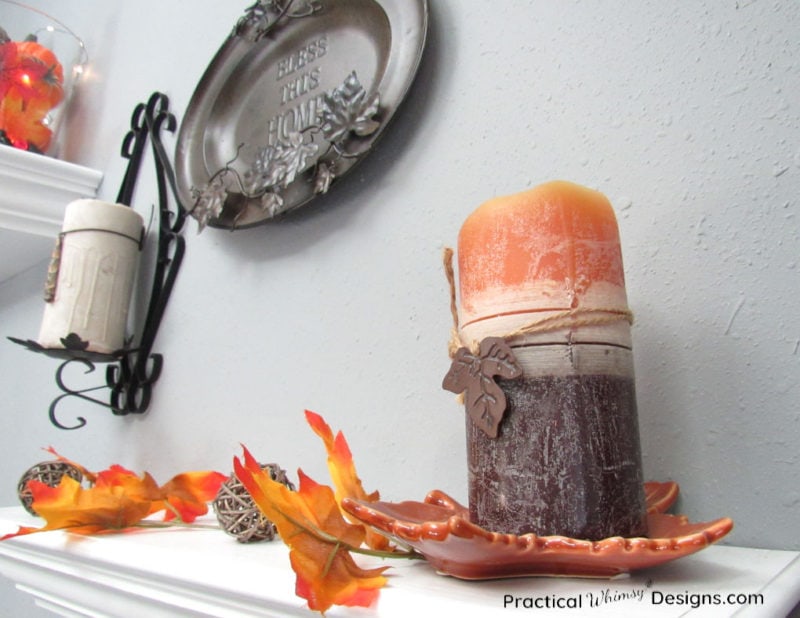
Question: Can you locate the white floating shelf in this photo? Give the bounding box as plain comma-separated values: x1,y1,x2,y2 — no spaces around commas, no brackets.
0,147,103,238
0,147,103,283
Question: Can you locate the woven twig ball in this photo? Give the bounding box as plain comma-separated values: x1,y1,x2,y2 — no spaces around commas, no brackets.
213,463,295,543
18,460,84,515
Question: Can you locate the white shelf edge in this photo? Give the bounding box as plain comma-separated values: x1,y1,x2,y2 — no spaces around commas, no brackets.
0,146,104,238
0,508,799,618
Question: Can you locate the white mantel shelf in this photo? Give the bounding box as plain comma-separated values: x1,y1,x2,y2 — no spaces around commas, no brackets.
0,147,103,237
0,147,103,283
0,507,798,618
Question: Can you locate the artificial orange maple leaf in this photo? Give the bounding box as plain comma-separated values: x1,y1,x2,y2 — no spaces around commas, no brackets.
93,465,162,502
0,41,64,152
40,447,225,522
234,445,389,613
2,474,156,538
13,41,64,107
91,465,225,522
159,470,229,522
0,92,54,151
43,446,96,482
2,452,226,540
0,42,20,100
305,409,390,551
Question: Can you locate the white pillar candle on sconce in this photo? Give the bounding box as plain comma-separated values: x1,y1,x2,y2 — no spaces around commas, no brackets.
37,199,144,356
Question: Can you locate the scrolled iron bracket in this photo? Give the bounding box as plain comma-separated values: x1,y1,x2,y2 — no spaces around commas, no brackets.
8,92,187,430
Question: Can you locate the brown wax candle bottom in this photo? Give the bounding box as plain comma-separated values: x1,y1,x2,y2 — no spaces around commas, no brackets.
467,374,648,540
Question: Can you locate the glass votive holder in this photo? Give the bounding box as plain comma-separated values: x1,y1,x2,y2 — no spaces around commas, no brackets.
0,0,87,156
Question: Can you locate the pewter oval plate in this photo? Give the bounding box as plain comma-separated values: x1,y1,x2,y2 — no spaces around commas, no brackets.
175,0,428,230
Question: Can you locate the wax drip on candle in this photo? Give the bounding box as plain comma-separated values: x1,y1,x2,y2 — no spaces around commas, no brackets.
457,180,630,343
443,247,633,357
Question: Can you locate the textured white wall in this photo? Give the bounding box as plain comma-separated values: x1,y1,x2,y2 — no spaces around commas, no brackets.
0,2,798,596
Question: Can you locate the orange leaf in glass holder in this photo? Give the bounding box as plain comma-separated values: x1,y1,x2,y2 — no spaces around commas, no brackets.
12,41,64,107
0,42,19,100
0,91,54,151
0,40,64,152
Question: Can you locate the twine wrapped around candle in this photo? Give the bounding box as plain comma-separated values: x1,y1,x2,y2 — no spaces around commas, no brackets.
443,247,633,358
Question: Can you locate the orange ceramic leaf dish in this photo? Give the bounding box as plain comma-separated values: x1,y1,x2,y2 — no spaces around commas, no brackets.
305,409,389,551
234,445,388,613
342,483,734,580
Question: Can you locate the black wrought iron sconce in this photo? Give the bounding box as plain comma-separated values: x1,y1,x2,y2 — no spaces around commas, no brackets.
9,92,187,430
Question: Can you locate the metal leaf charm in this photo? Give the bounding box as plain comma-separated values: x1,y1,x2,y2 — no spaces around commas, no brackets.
442,337,523,438
258,190,284,217
319,72,381,143
313,162,335,194
190,174,228,232
279,132,319,186
235,0,321,42
245,132,319,193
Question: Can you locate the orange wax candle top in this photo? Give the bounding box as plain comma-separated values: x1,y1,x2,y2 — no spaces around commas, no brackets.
457,180,630,342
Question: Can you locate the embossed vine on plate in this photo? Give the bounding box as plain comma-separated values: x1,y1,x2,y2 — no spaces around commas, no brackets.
175,0,428,231
189,71,381,230
188,0,384,230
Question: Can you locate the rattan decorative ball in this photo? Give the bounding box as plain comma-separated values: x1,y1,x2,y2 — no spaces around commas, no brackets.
17,460,84,515
213,463,295,543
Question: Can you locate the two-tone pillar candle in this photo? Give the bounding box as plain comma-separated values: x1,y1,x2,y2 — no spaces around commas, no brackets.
450,180,647,540
37,199,143,356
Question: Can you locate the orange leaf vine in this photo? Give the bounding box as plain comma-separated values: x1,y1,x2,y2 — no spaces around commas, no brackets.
234,417,423,615
304,409,390,551
234,446,391,613
1,449,226,540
